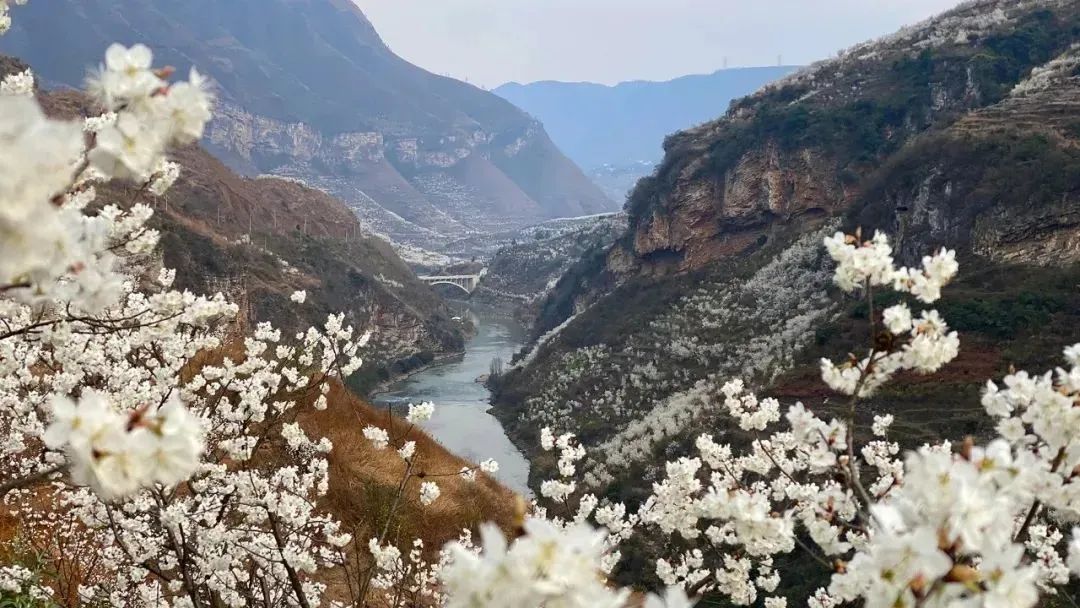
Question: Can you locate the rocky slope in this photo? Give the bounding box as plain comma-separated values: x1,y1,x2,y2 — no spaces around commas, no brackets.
9,55,465,393
619,0,1080,277
0,0,614,250
471,215,626,318
492,0,1080,504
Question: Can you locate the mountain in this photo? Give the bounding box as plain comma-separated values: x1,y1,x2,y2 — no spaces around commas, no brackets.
471,214,626,319
3,54,465,392
0,0,614,250
492,0,1080,503
494,67,798,200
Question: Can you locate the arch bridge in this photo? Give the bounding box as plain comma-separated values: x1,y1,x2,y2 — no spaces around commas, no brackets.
417,269,487,294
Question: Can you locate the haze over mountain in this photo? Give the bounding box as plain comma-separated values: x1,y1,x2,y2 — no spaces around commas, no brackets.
495,67,797,200
0,0,615,251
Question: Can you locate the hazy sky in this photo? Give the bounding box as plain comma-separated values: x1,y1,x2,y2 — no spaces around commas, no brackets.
353,1,964,88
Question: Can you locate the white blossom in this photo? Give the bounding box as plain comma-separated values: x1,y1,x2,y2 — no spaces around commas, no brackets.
406,401,435,423
363,425,390,450
419,481,440,506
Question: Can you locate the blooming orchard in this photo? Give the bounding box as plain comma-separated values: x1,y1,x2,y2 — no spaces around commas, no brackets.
3,5,1080,608
570,230,1080,608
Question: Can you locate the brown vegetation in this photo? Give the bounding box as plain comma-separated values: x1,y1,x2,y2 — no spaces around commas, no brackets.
299,380,520,550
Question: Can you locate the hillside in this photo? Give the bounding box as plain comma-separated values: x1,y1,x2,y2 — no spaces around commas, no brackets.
495,67,797,200
6,55,466,392
493,0,1080,506
471,215,627,318
0,0,615,251
0,378,521,608
621,0,1080,276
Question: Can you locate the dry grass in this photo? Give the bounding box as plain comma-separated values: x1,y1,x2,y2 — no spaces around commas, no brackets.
297,379,522,552
256,378,523,606
184,338,522,547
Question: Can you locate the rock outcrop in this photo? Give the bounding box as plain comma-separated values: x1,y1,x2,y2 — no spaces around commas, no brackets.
617,0,1080,276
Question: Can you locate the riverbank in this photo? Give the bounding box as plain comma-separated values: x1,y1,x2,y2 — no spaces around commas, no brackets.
371,311,532,495
366,351,462,397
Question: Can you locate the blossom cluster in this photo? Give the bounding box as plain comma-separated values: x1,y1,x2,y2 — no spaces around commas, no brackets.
44,391,203,498
442,519,693,608
0,36,224,499
0,67,33,96
0,24,378,608
0,0,26,35
1,42,211,314
820,231,959,396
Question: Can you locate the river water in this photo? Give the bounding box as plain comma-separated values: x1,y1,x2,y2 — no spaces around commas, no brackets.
372,312,532,495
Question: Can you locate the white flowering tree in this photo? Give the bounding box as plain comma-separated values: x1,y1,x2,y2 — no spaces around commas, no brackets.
603,230,1080,607
0,9,379,607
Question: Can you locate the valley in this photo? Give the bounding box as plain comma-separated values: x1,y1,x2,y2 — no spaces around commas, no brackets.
4,0,1080,605
373,310,532,496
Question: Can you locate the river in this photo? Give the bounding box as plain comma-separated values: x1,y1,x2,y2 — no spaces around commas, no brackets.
372,312,532,496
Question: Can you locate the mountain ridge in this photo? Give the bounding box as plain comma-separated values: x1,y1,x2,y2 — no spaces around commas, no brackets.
0,0,615,250
494,66,798,201
499,66,802,95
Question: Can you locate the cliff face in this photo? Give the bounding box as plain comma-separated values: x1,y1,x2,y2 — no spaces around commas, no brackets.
0,0,614,250
855,48,1080,267
619,0,1080,276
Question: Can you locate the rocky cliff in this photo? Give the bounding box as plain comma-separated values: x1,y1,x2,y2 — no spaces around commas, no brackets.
855,44,1080,266
0,0,615,251
620,0,1080,276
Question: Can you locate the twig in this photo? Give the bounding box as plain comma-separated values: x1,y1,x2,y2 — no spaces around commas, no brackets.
0,464,65,497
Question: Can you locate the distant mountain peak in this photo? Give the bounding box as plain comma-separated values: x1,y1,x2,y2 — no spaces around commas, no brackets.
493,65,798,200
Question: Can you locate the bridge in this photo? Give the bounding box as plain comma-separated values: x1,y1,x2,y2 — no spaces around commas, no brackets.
417,269,487,294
